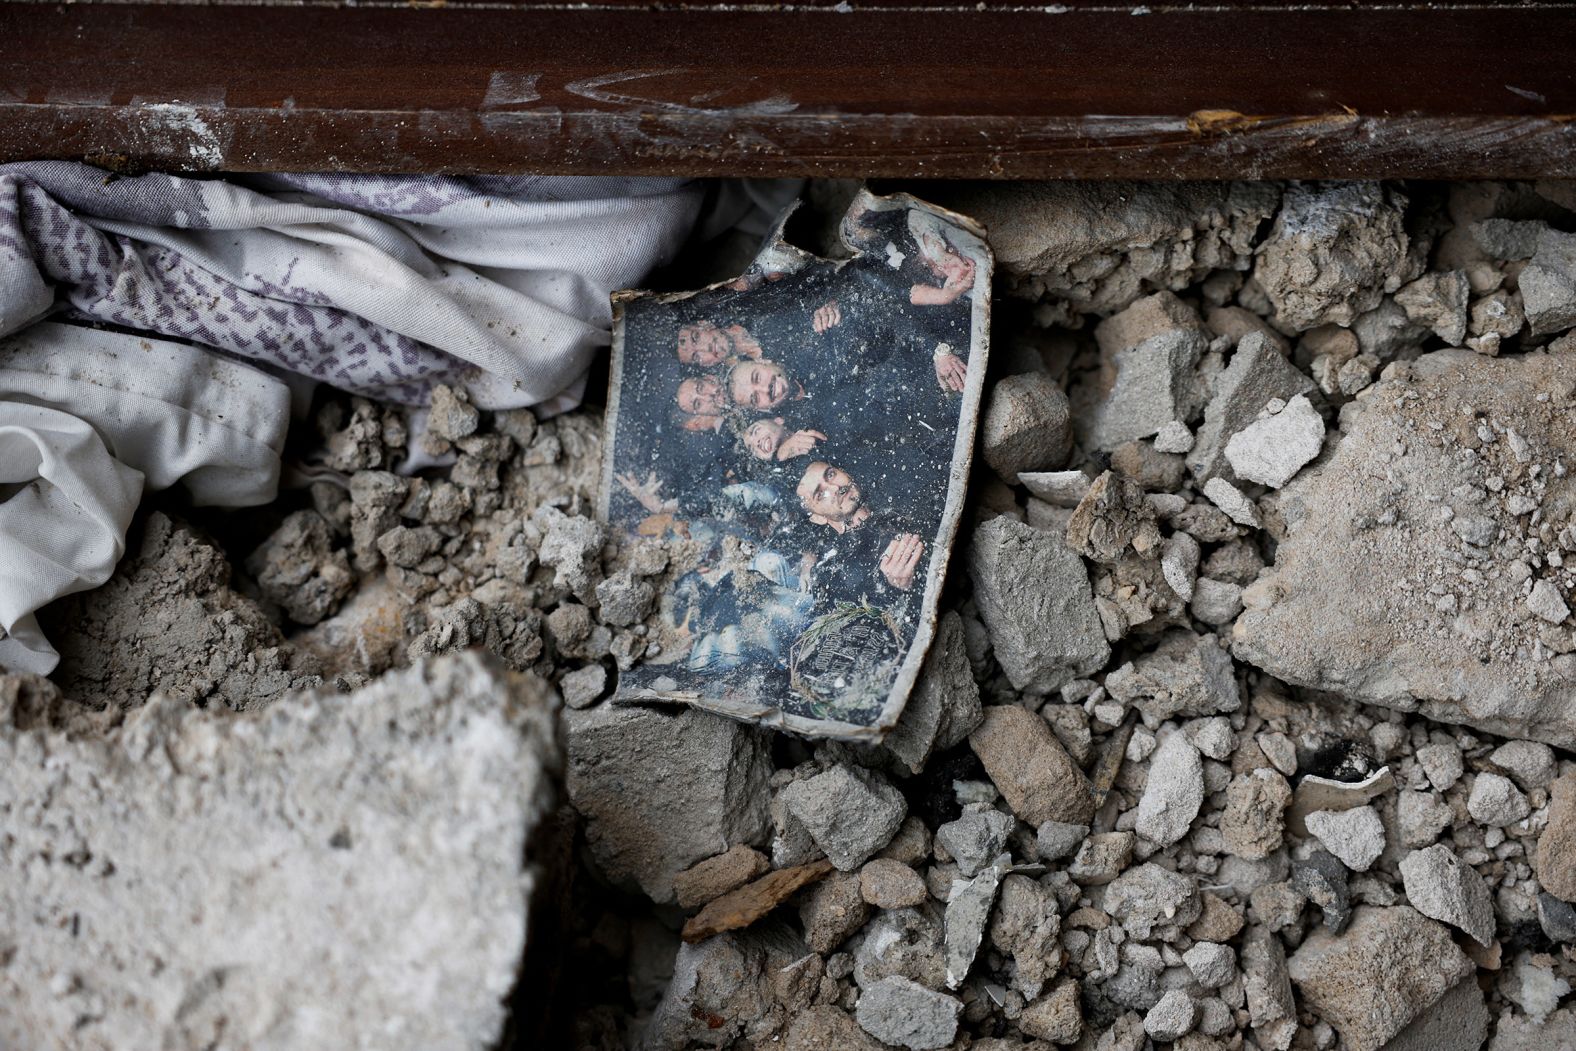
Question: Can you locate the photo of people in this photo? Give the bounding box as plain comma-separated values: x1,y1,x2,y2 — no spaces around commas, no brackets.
599,191,992,738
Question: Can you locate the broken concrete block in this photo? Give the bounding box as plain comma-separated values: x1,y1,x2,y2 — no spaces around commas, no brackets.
1221,768,1292,861
1380,975,1489,1051
1536,771,1576,902
1286,905,1472,1051
1398,844,1495,946
1020,469,1093,508
1467,771,1531,827
937,181,1279,322
645,924,801,1050
1223,395,1325,489
1241,926,1297,1051
1520,226,1576,336
860,858,928,909
969,704,1096,826
1188,332,1317,484
1305,806,1385,872
1253,182,1417,331
1020,977,1082,1043
1104,630,1240,724
983,372,1072,480
1066,471,1162,564
854,976,962,1050
943,853,1009,989
851,906,946,991
988,873,1063,999
1083,326,1206,452
246,508,355,625
1202,477,1262,528
883,611,983,775
967,517,1110,694
1105,863,1202,939
935,807,1014,878
567,702,772,903
1135,732,1205,846
801,870,872,953
1395,270,1470,345
1232,349,1576,745
0,654,558,1051
1143,989,1197,1042
780,765,908,871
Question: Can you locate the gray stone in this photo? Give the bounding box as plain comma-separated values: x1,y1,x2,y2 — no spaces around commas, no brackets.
1399,844,1495,946
1467,772,1530,827
568,702,772,902
644,925,800,1051
1538,771,1576,901
969,704,1096,826
1019,469,1092,507
1202,477,1262,528
1104,630,1240,724
780,765,908,871
1188,331,1318,484
1538,891,1576,943
884,612,984,775
854,976,962,1050
851,907,946,991
988,874,1064,999
860,859,929,910
1380,976,1489,1051
1528,579,1570,624
943,853,1009,989
1068,831,1135,885
939,181,1279,323
1223,394,1325,489
0,654,558,1051
1154,419,1194,453
1182,942,1236,989
246,509,355,625
1161,532,1201,602
983,372,1073,479
1144,989,1197,1042
559,663,608,709
1292,850,1352,932
1306,806,1385,872
801,870,871,954
1083,328,1208,452
1472,218,1546,261
1231,350,1576,746
968,518,1110,694
1253,182,1416,331
1189,577,1244,627
1241,926,1297,1051
1416,743,1464,792
1520,226,1576,335
1222,768,1292,861
1035,819,1090,862
935,807,1015,878
1395,269,1470,345
1287,906,1472,1051
1105,863,1201,939
1397,789,1452,848
1136,732,1205,846
1020,977,1082,1044
1490,739,1558,790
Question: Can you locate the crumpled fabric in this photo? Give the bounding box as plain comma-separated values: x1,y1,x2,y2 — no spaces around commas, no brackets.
0,322,290,675
0,164,710,407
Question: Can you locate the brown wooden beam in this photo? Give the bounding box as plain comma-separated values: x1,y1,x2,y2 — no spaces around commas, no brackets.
2,3,1574,178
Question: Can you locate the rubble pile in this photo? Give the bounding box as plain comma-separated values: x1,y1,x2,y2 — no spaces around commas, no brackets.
7,178,1576,1050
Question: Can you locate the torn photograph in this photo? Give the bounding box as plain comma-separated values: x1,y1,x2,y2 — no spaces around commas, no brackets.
598,190,993,739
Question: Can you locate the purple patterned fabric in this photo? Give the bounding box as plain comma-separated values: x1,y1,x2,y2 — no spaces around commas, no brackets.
0,164,706,406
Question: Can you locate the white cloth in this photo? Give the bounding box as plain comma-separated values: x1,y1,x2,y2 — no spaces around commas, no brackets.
0,322,290,674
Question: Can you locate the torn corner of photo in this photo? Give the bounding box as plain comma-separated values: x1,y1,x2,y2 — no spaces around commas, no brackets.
598,190,993,742
0,322,293,676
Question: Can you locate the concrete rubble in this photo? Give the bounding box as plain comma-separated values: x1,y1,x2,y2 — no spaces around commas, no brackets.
0,655,559,1051
18,177,1576,1051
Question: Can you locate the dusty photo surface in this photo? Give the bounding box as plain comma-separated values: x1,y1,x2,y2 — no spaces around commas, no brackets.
599,191,992,738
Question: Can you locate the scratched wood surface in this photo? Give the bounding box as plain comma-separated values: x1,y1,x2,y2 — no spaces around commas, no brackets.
2,2,1574,178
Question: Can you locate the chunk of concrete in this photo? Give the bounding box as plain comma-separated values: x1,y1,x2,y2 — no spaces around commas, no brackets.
1223,395,1325,489
983,372,1073,479
1188,332,1317,484
969,704,1096,826
883,611,984,775
967,517,1110,694
1286,905,1473,1051
1520,226,1576,336
1232,349,1576,745
1135,732,1205,846
0,654,559,1051
1104,630,1240,724
854,976,962,1050
567,702,772,902
1253,182,1417,331
780,765,908,871
1399,844,1495,946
